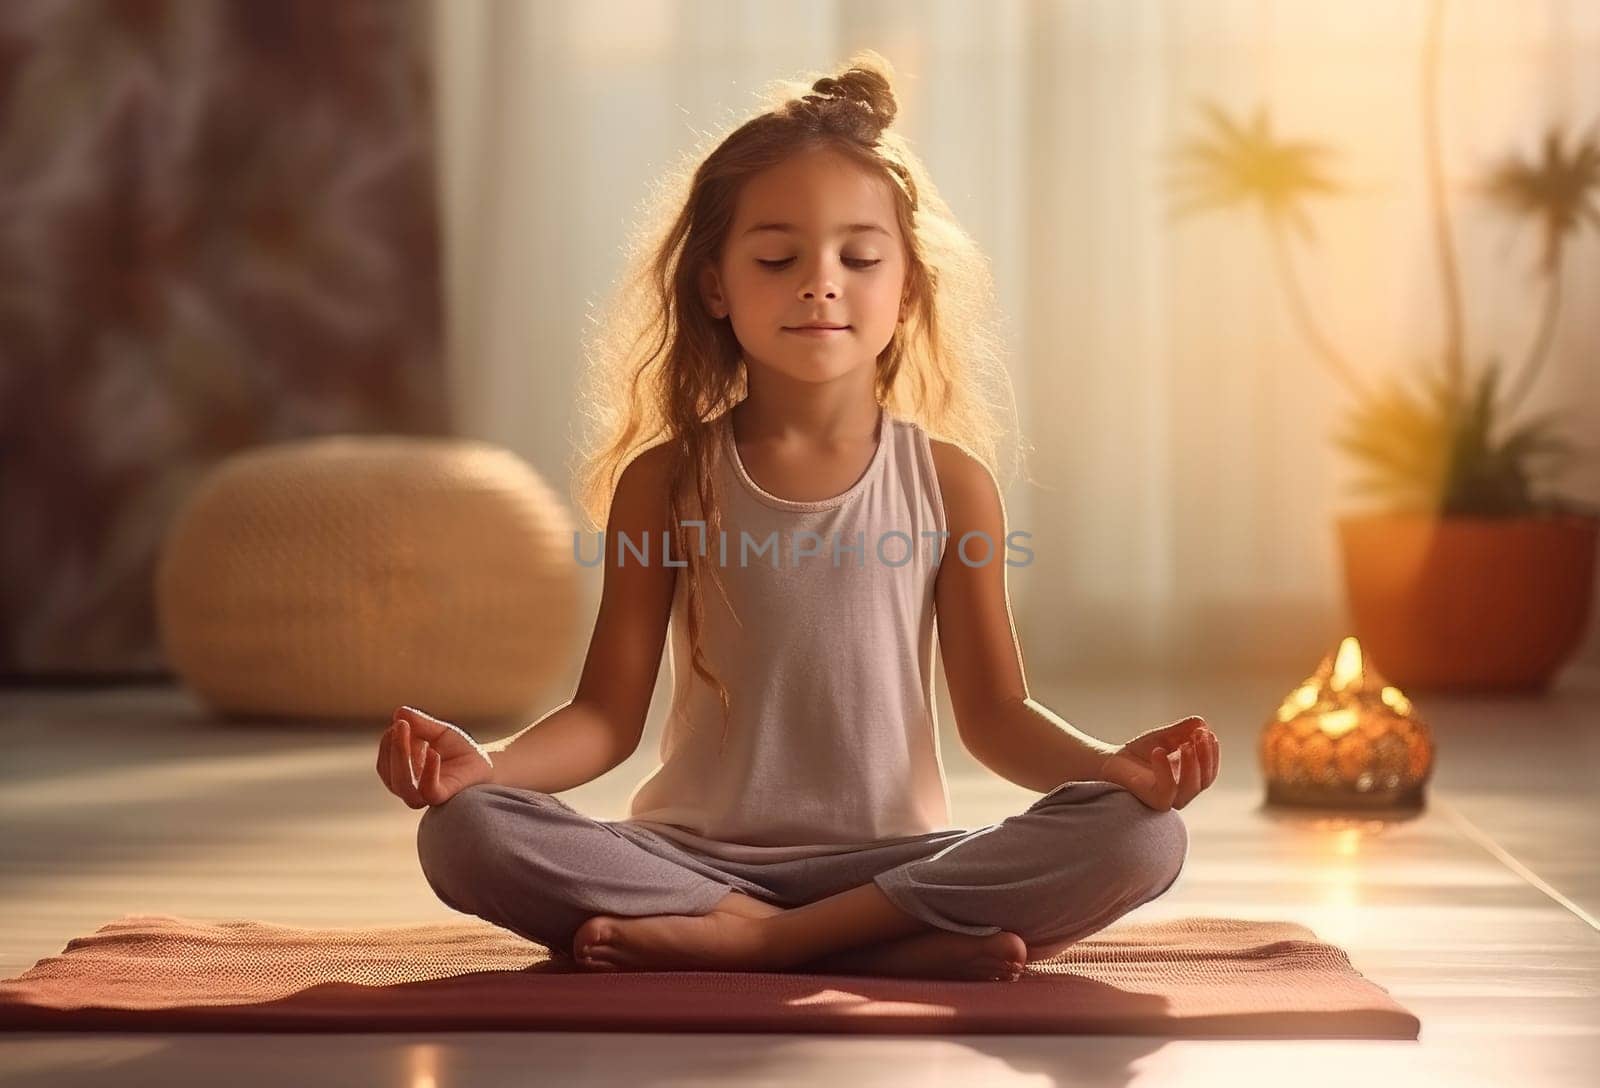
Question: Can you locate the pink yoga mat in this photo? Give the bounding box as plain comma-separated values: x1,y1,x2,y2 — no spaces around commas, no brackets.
0,913,1420,1038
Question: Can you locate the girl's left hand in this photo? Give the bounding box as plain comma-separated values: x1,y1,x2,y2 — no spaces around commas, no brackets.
1095,716,1218,811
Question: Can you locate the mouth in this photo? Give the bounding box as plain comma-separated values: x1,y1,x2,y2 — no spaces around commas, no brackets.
784,325,851,335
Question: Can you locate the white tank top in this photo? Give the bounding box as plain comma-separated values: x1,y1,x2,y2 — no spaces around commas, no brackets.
623,403,954,862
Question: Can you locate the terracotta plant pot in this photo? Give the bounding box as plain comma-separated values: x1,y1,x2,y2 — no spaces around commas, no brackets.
1336,512,1600,693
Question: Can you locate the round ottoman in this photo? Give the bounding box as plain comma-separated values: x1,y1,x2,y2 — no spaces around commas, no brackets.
155,435,580,723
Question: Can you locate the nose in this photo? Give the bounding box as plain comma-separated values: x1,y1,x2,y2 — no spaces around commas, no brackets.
798,258,840,302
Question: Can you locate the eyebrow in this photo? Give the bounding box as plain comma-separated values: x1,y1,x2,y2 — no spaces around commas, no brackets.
742,222,892,238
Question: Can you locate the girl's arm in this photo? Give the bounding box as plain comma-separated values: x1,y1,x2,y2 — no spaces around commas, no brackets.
928,440,1118,792
486,443,678,793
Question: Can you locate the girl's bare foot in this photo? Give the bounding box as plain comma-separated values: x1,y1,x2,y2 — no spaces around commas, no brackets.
705,890,1027,979
799,929,1029,982
572,903,1029,981
573,910,778,972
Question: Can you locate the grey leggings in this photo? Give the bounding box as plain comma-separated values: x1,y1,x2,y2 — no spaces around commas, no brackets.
416,778,1188,963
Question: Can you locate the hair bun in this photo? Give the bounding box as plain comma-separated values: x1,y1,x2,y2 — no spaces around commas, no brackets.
804,61,898,131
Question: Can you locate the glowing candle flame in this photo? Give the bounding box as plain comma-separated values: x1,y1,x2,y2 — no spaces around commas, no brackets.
1331,635,1363,692
1380,686,1412,716
1317,707,1360,738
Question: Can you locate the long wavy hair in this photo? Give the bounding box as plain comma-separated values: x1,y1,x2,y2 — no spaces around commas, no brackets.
571,49,1023,753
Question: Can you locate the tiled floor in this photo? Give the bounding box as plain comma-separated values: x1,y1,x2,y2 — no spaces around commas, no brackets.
1,663,1597,1086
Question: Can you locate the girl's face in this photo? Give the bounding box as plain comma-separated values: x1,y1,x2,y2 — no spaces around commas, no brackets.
701,146,908,385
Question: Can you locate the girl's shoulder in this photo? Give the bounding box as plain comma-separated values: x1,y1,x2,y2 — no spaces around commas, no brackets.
922,431,998,524
619,439,677,491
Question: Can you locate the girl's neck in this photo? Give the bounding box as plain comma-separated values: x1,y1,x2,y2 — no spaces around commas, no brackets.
733,370,881,447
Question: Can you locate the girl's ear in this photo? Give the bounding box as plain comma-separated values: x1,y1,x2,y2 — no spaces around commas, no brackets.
699,265,728,320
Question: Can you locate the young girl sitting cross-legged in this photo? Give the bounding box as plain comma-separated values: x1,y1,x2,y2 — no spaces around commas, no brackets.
377,51,1219,982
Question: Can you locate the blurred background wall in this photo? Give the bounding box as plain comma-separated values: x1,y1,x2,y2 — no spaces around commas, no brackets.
0,0,446,676
3,0,1597,687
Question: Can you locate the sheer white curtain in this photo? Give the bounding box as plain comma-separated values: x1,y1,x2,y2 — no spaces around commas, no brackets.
430,0,1600,683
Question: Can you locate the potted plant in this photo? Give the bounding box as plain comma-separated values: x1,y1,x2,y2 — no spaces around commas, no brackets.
1166,0,1599,692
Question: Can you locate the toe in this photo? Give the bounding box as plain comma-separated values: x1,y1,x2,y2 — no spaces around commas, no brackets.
575,936,624,971
995,930,1028,966
571,916,615,959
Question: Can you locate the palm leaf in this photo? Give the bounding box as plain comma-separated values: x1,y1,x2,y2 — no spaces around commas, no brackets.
1481,122,1600,272
1166,100,1346,237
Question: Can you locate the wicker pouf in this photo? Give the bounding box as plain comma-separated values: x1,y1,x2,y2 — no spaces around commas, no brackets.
155,435,580,723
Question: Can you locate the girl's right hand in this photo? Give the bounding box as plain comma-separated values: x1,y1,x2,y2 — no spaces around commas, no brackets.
377,706,495,808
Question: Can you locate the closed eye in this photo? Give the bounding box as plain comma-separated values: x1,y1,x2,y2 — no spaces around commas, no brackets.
756,258,881,270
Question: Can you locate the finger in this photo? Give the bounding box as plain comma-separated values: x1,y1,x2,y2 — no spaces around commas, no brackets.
412,729,432,790
1168,743,1187,808
409,739,430,802
390,718,419,798
1150,747,1176,809
422,746,442,803
380,726,415,803
402,718,419,786
401,706,468,757
1158,715,1206,748
1175,740,1201,808
1200,730,1219,788
410,738,429,791
396,705,443,741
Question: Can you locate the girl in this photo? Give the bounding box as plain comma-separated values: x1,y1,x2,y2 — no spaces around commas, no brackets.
378,52,1218,982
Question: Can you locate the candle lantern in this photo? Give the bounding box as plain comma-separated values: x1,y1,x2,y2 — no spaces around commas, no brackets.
1260,636,1435,810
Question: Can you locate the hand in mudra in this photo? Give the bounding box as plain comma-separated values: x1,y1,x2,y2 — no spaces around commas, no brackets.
1095,715,1218,811
376,705,494,808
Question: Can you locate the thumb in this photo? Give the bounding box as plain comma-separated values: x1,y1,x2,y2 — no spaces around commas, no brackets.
1158,715,1206,743
395,705,443,736
1131,716,1202,754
